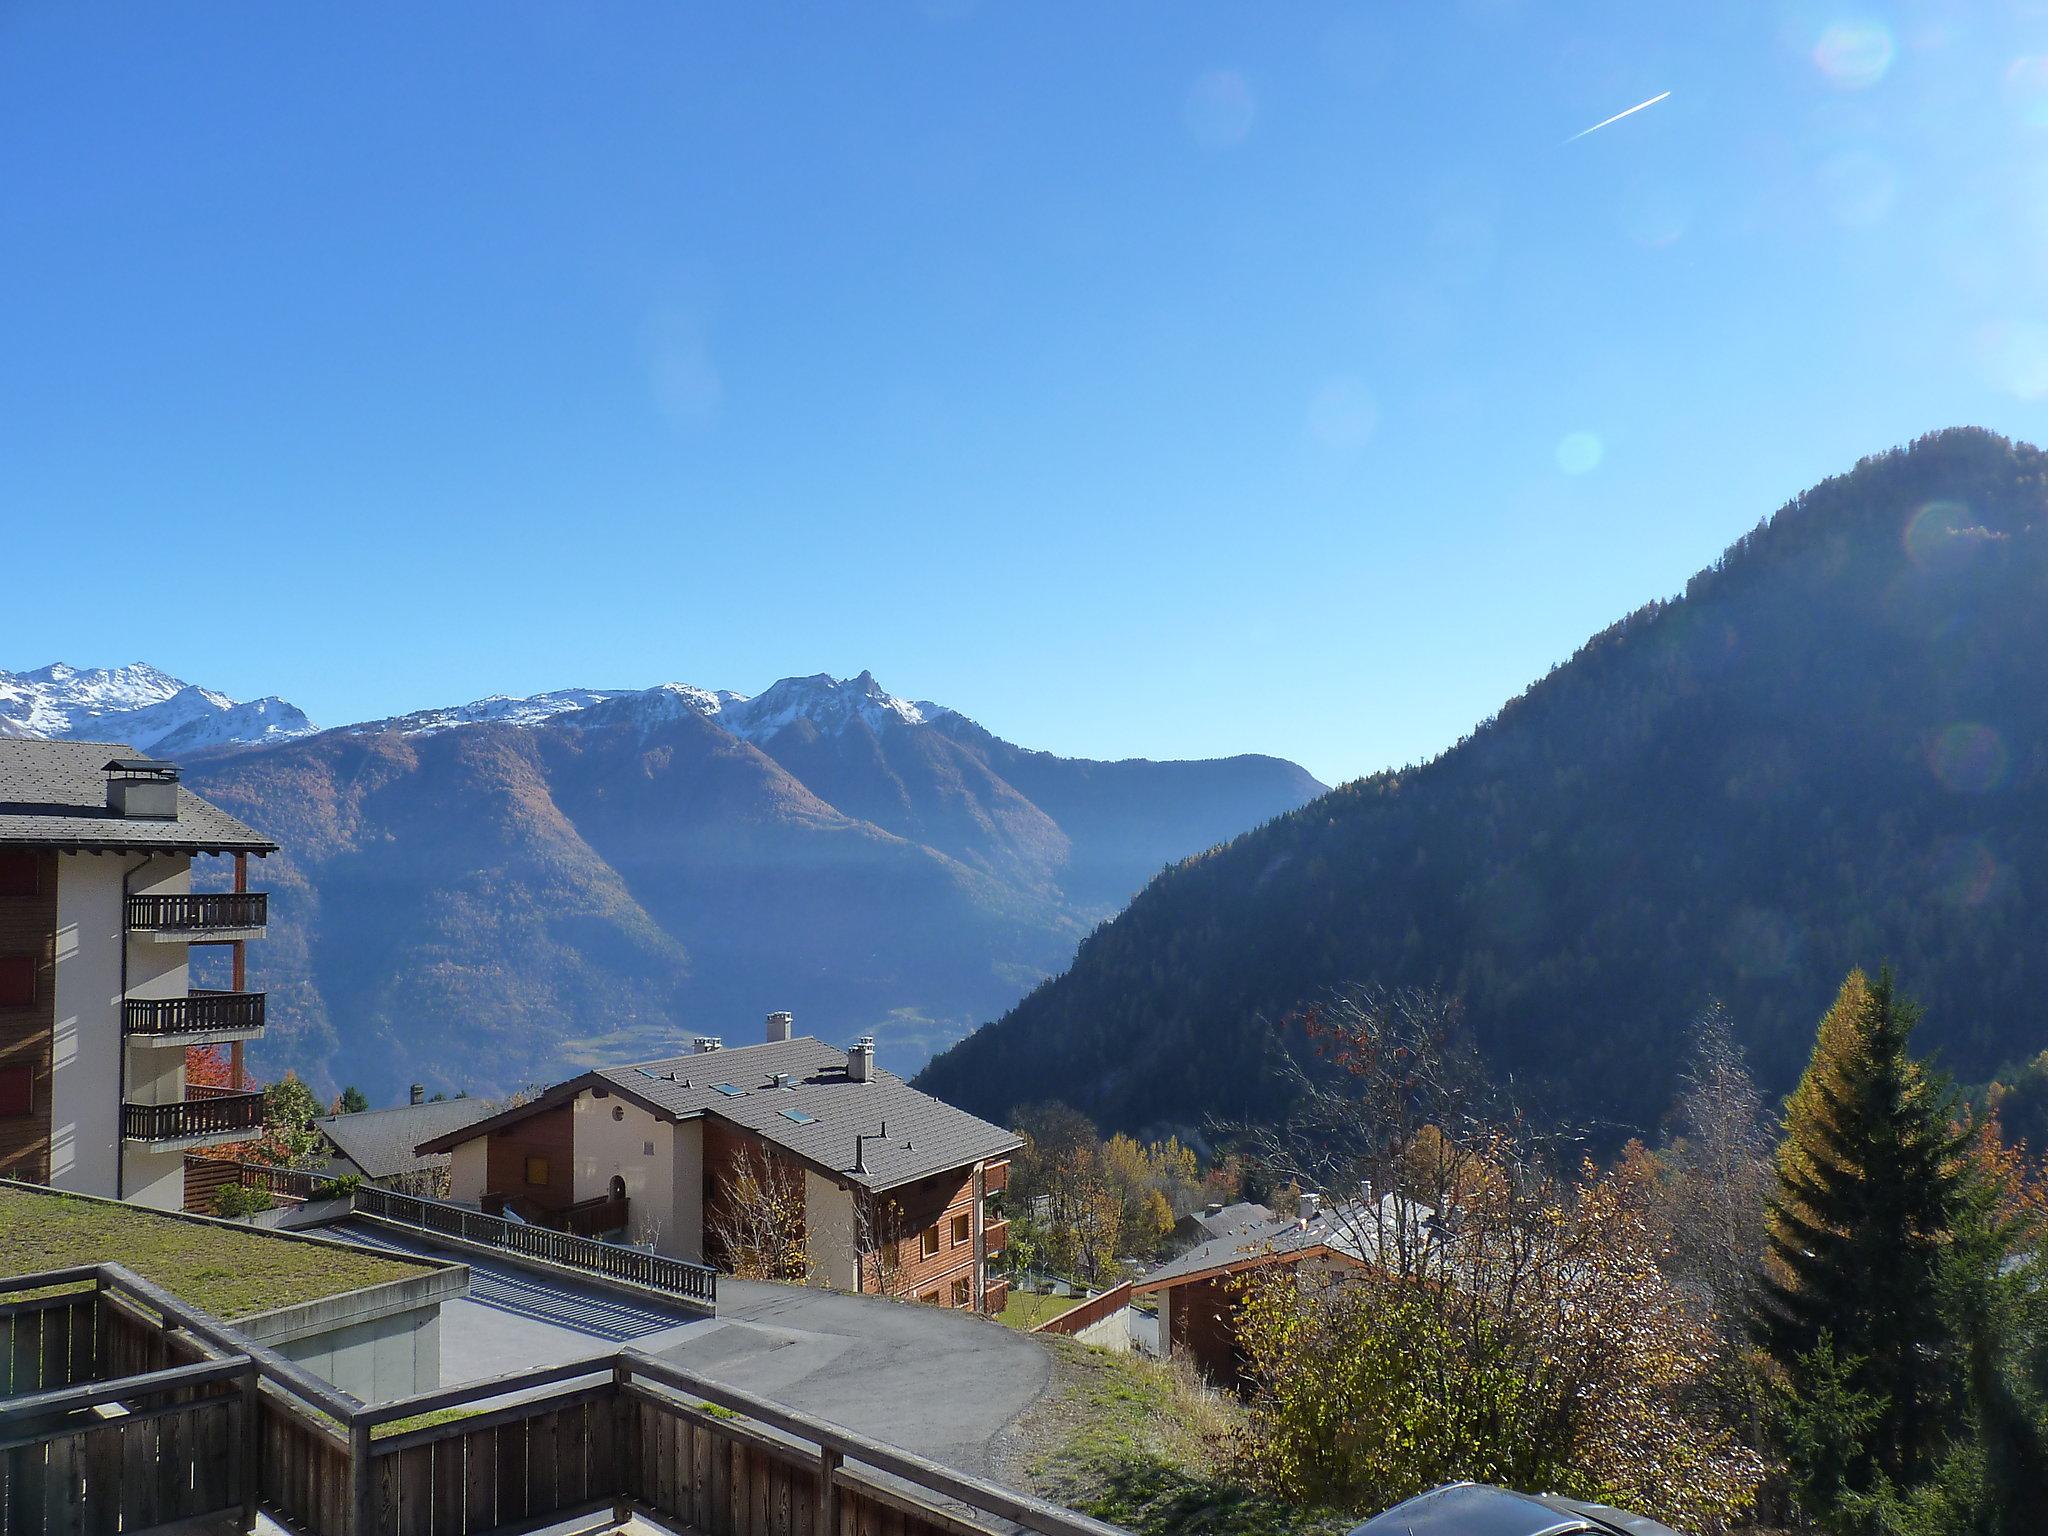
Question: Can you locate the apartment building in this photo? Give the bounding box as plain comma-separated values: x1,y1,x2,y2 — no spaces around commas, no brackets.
0,740,275,1208
419,1016,1020,1312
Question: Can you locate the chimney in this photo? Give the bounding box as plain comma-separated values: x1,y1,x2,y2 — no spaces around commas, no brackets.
693,1036,723,1054
1300,1191,1321,1225
847,1037,875,1083
409,1084,424,1106
102,759,179,820
765,1011,793,1043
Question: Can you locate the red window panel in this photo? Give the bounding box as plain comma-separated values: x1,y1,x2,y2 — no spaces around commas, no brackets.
0,956,34,1009
0,1066,31,1118
0,855,36,900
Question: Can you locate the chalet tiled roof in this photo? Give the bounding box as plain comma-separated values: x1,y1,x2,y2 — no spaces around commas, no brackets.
315,1098,498,1180
419,1036,1021,1193
1136,1193,1431,1292
0,740,276,853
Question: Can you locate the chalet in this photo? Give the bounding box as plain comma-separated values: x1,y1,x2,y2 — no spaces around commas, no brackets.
1134,1192,1428,1387
0,741,274,1208
311,1093,496,1193
417,1015,1020,1312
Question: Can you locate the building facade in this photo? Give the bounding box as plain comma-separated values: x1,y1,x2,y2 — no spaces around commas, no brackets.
420,1019,1019,1312
0,742,275,1208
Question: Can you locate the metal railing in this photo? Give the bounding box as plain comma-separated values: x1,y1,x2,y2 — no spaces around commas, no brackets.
122,1087,265,1142
355,1185,716,1308
126,891,268,932
124,988,267,1037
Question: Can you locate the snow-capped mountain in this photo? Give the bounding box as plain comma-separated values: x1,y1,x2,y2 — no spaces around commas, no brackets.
0,664,317,755
358,671,952,746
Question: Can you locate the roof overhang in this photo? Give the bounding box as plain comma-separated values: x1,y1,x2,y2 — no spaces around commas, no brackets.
1131,1242,1362,1295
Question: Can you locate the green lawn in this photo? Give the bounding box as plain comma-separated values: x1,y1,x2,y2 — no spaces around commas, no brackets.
1023,1339,1358,1536
997,1289,1087,1330
0,1187,431,1319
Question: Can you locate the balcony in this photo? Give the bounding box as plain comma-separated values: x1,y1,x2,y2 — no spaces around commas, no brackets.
123,1087,265,1148
126,891,267,942
982,1216,1009,1259
124,989,266,1046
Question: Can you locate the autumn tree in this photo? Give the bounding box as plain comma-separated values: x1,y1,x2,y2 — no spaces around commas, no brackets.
1757,968,1971,1500
1236,985,1762,1528
707,1144,810,1282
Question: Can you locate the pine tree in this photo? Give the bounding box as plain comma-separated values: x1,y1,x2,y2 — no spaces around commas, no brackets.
1758,968,1971,1490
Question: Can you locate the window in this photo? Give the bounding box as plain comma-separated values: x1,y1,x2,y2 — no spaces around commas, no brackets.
920,1225,940,1260
950,1212,971,1247
0,855,36,899
951,1276,971,1309
524,1156,550,1187
0,956,34,1009
0,1066,30,1118
921,1288,943,1306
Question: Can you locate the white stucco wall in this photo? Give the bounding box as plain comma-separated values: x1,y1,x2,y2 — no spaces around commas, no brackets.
574,1090,683,1254
448,1137,489,1205
804,1171,857,1291
669,1118,705,1264
51,853,203,1206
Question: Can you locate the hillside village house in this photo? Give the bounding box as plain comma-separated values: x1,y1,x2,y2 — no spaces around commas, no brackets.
0,740,273,1208
418,1017,1021,1312
310,1091,496,1192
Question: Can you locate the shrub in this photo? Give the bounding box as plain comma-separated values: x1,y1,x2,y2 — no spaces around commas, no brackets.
310,1174,362,1201
210,1184,276,1220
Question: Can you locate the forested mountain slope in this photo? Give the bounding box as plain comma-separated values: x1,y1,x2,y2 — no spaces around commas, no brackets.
916,429,2048,1138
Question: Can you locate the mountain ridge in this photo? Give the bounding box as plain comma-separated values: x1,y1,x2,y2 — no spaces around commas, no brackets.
914,427,2048,1141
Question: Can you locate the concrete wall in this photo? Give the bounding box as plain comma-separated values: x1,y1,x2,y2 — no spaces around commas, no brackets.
804,1171,856,1290
448,1137,488,1204
573,1088,681,1253
270,1308,440,1403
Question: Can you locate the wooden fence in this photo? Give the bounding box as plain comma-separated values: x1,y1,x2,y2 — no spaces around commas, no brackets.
1,1263,1129,1536
1031,1282,1133,1339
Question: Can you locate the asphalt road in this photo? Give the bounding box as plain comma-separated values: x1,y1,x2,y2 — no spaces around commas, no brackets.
329,1224,1054,1476
657,1277,1055,1477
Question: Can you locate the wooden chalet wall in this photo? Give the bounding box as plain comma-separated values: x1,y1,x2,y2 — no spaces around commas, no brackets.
482,1101,574,1214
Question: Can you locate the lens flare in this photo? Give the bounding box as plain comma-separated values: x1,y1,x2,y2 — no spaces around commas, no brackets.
1903,500,1971,565
2006,56,2048,128
1184,71,1255,147
1813,20,1895,88
1555,431,1603,475
1816,150,1897,227
1928,723,2009,795
1929,836,2000,907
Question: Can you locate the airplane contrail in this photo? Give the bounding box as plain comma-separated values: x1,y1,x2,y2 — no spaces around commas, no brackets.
1566,89,1671,143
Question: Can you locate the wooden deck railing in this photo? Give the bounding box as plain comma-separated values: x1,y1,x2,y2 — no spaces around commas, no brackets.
1,1262,1132,1536
124,988,267,1037
355,1185,714,1308
126,891,268,933
123,1088,266,1142
560,1190,628,1237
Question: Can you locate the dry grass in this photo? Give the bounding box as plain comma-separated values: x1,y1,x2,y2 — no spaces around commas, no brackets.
997,1288,1087,1330
0,1187,431,1319
1007,1338,1358,1536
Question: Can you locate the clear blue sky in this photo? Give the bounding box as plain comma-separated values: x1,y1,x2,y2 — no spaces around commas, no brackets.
5,2,2046,786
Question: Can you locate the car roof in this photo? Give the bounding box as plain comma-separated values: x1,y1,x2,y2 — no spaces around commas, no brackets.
1348,1484,1682,1536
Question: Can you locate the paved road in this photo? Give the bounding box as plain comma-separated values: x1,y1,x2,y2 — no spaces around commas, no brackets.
659,1278,1055,1477
325,1224,1055,1476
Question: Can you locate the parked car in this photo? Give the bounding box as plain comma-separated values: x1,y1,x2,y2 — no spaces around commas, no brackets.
1347,1482,1684,1536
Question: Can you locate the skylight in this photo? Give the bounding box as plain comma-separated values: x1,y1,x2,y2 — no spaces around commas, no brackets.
780,1109,817,1126
712,1083,744,1097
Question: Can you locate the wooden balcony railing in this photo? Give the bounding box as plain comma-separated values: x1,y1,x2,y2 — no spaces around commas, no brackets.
122,1088,265,1143
559,1191,628,1237
126,891,268,933
983,1216,1010,1258
356,1185,715,1308
123,989,266,1038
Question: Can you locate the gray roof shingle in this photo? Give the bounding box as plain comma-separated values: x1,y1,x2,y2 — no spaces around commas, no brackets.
315,1098,498,1180
0,740,276,852
422,1036,1020,1193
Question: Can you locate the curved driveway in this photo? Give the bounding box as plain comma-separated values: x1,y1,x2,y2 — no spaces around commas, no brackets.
659,1278,1055,1477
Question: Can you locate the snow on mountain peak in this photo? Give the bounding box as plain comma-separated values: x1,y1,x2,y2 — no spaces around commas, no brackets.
0,663,317,756
719,671,929,741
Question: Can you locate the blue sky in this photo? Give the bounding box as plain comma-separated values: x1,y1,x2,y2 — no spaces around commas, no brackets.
5,1,2047,786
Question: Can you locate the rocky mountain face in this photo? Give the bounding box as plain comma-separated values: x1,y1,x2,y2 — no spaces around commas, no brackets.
915,429,2048,1142
0,663,317,755
164,673,1320,1104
